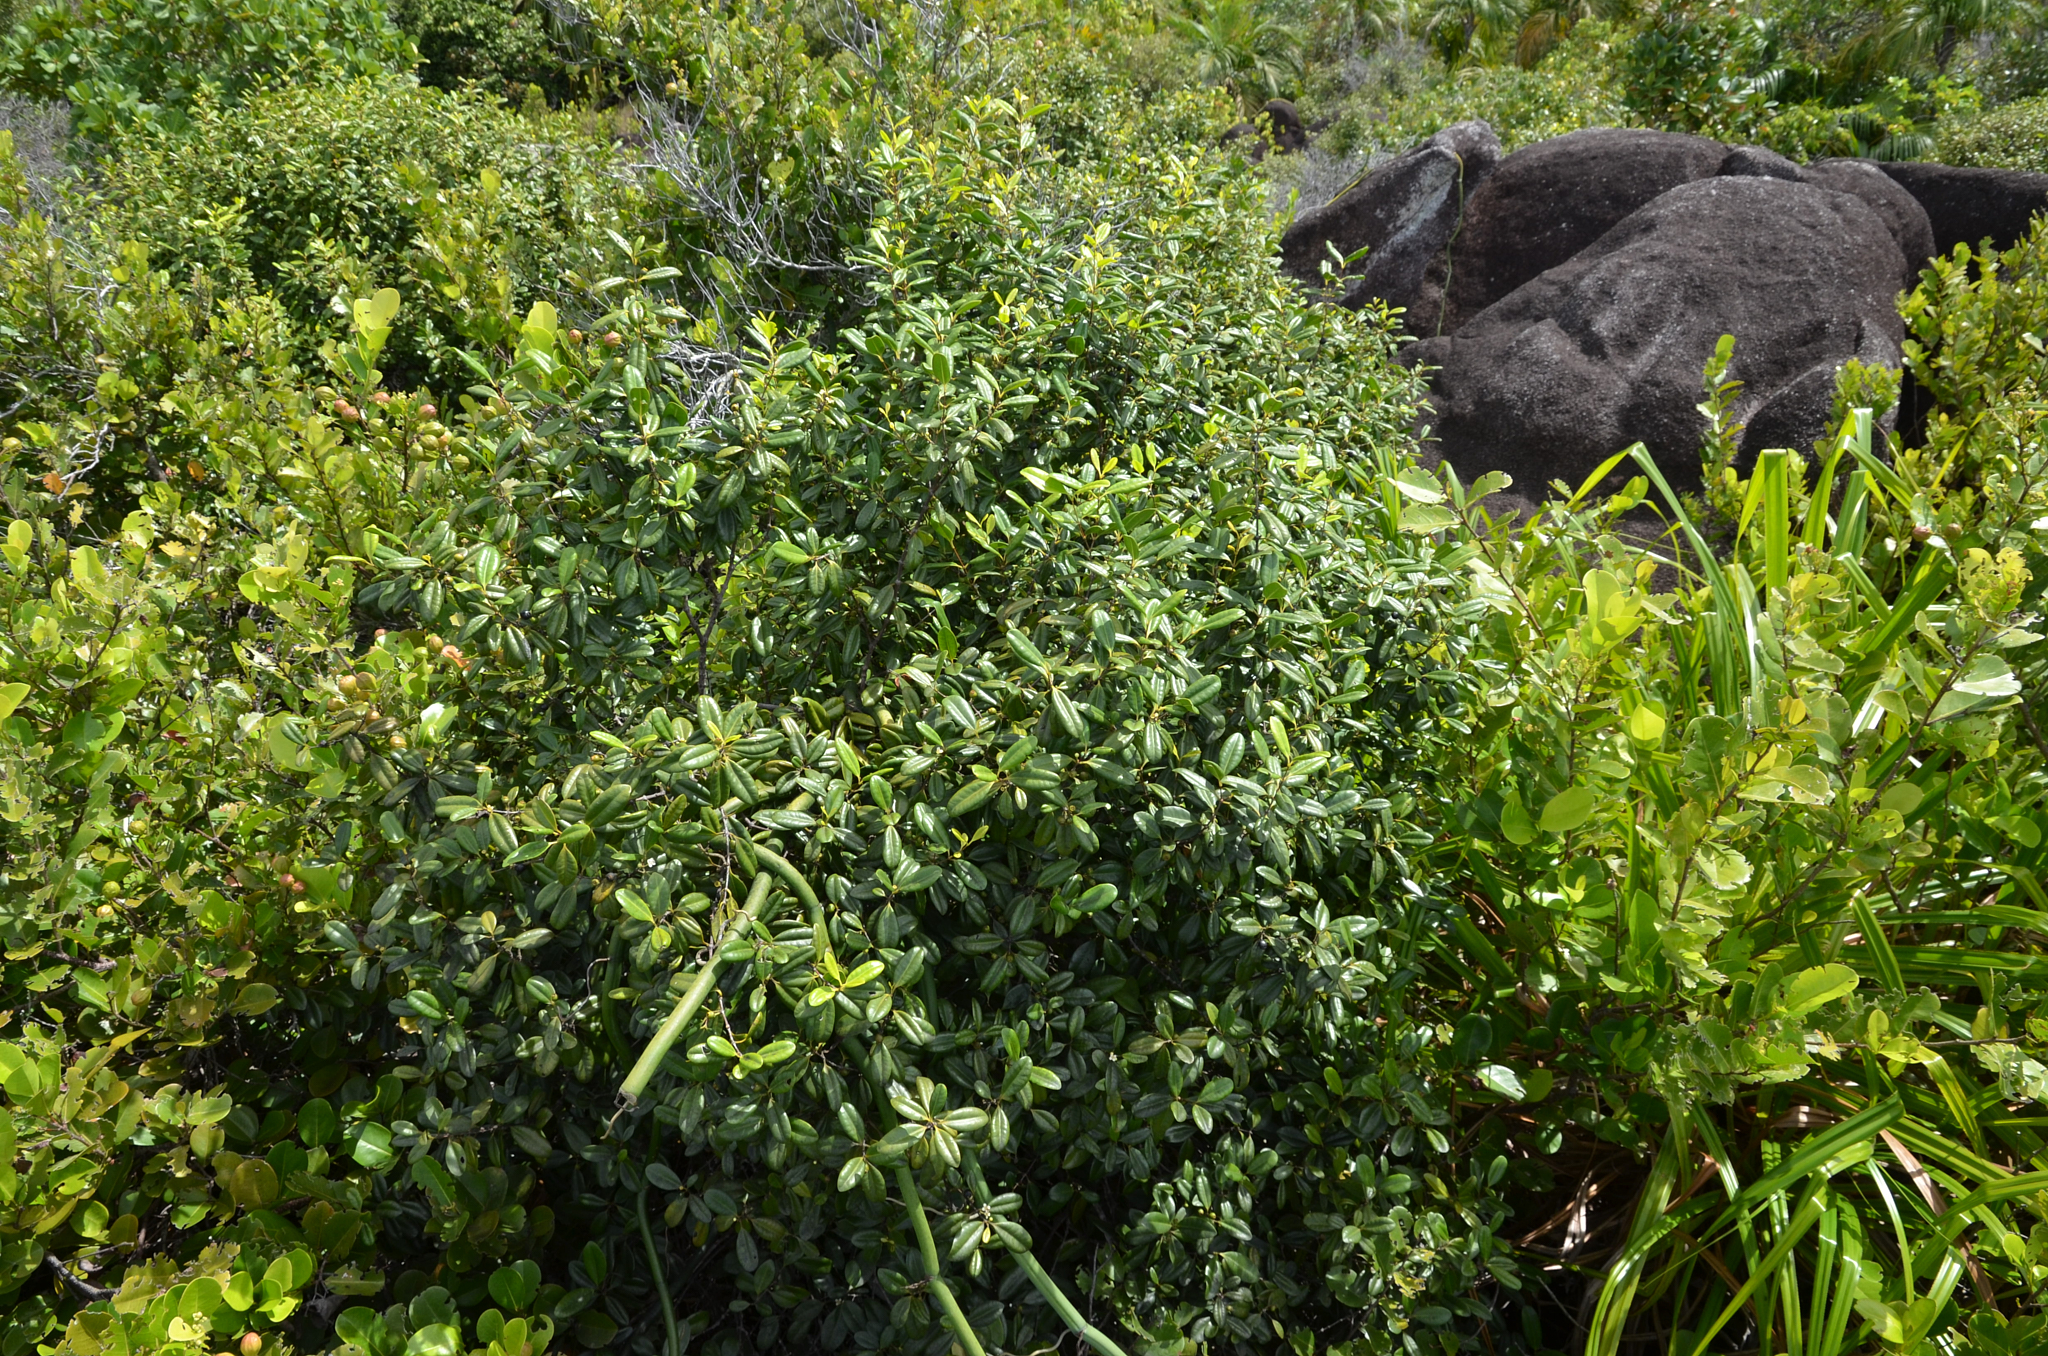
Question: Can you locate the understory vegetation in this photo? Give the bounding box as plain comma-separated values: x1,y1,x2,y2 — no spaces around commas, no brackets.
2,2,2047,1356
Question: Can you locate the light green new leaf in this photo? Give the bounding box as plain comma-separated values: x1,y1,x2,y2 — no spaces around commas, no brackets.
1779,964,1859,1019
1475,1064,1526,1099
1539,785,1596,834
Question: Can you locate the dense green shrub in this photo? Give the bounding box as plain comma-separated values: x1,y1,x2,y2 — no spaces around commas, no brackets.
1614,0,1780,134
91,73,630,391
1742,79,1972,162
1976,19,2048,104
389,0,604,106
0,0,413,135
1306,23,1630,159
0,89,1515,1356
1747,97,1891,159
1029,36,1232,166
1938,94,2048,172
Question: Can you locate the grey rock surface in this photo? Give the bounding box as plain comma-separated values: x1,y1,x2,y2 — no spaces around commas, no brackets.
1406,176,1906,500
1431,127,1727,335
1801,158,1937,284
1277,120,1500,331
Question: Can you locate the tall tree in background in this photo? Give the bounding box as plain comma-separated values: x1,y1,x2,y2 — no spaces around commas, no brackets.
1835,0,2018,82
1515,0,1640,67
1422,0,1529,67
1166,0,1302,112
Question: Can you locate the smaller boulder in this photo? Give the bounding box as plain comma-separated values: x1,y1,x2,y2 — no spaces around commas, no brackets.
1877,161,2048,255
1219,122,1268,163
1277,121,1507,323
1718,145,1803,180
1262,99,1308,155
1276,120,1500,330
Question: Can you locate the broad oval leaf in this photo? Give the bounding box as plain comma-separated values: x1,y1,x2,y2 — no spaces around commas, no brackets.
1538,785,1596,834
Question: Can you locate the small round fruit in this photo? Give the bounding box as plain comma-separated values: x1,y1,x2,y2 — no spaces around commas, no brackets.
242,1333,263,1356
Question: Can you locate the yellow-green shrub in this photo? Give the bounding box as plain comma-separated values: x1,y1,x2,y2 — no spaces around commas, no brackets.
1938,94,2048,172
91,74,629,391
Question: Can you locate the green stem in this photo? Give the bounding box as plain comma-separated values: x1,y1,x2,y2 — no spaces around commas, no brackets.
600,934,631,1067
619,870,774,1104
893,1163,987,1356
960,1148,1129,1356
844,1034,986,1356
751,841,834,968
635,1183,682,1356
